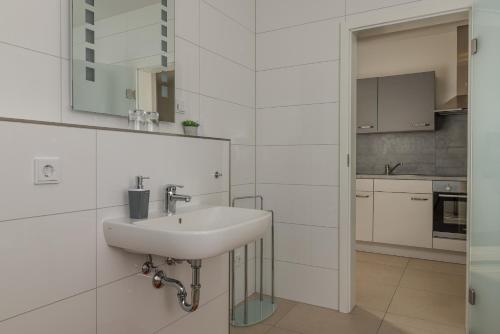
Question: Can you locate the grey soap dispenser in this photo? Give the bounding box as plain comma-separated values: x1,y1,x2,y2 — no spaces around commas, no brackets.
129,176,150,219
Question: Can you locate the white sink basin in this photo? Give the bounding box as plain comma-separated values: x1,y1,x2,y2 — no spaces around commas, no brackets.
103,206,272,260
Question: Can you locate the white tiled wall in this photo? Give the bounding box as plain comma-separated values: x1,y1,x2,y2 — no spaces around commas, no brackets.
176,0,257,217
256,2,342,308
0,0,255,332
0,121,230,334
346,0,420,15
0,0,256,159
255,0,433,310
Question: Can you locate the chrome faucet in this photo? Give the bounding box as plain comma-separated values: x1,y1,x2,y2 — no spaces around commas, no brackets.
165,184,191,215
385,162,403,175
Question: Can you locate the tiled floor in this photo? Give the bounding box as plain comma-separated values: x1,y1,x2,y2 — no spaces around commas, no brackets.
230,252,466,334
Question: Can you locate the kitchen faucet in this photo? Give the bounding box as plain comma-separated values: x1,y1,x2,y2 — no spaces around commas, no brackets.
385,162,403,175
165,184,191,215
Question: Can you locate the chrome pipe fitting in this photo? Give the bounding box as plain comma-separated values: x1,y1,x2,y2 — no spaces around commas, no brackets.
166,257,185,265
141,255,157,275
142,262,153,275
151,260,202,313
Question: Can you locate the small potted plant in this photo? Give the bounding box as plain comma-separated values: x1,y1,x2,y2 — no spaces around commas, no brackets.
182,120,200,136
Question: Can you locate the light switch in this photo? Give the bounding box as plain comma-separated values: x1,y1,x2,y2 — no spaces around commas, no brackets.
34,158,61,185
176,101,186,114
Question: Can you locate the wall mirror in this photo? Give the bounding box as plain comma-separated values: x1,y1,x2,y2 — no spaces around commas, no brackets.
71,0,175,122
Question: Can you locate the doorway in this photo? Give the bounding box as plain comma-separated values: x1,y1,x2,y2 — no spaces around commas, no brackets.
339,7,471,333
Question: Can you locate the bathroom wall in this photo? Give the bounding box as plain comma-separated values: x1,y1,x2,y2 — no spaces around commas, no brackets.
357,114,468,176
0,0,256,210
0,121,230,334
256,0,343,309
0,0,255,333
255,0,469,310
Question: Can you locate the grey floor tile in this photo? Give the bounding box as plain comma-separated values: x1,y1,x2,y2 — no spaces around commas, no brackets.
276,303,384,334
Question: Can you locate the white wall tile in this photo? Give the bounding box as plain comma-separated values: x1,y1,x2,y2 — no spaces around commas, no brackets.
200,96,255,145
257,103,339,145
187,191,230,207
175,37,200,93
232,184,257,209
97,271,183,334
0,0,60,56
347,0,420,15
203,0,256,32
200,49,255,107
231,145,255,186
0,211,96,321
257,19,340,70
275,223,338,269
0,291,96,334
257,184,338,227
159,89,201,135
200,1,255,69
157,292,229,334
61,0,71,59
97,254,228,334
257,145,339,186
175,0,200,44
97,130,229,207
257,61,339,108
0,44,61,122
0,122,96,221
256,0,345,32
275,261,339,309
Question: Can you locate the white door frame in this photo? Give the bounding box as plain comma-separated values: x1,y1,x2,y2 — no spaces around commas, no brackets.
338,0,472,313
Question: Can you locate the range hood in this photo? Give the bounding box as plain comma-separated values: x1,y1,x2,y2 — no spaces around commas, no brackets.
435,25,469,114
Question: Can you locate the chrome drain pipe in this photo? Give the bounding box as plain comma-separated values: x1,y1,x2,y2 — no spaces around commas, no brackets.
152,259,202,313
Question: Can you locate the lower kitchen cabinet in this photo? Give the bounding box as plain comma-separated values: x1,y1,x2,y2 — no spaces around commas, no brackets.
373,191,433,248
356,191,374,242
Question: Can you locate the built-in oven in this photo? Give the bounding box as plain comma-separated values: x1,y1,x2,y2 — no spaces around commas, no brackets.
433,180,467,240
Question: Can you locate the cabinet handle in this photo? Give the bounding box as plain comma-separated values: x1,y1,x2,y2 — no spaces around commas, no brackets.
412,122,431,128
358,125,374,129
356,194,370,198
411,197,429,201
438,194,467,199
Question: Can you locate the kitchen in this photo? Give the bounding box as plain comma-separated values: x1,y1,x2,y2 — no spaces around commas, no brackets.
354,13,469,328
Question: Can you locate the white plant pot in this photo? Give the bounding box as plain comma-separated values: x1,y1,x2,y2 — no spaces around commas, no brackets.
183,126,198,136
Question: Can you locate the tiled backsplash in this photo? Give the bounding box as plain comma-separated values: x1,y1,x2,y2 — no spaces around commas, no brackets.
357,114,467,176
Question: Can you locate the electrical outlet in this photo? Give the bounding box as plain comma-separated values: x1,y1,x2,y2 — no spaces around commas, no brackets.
34,158,61,185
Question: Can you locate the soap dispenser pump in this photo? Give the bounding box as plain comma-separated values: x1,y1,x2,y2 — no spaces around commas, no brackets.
129,176,150,219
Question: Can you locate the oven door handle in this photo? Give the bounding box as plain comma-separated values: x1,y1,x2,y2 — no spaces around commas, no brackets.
438,194,467,199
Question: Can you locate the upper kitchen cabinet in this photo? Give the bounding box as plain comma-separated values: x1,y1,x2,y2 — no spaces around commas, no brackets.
378,72,436,132
357,78,378,133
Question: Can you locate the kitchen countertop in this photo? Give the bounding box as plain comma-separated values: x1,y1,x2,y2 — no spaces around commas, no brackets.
357,174,467,182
